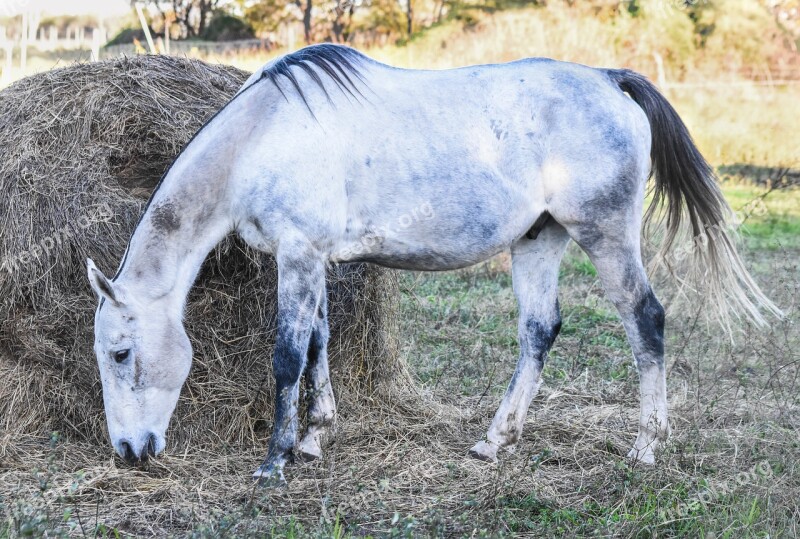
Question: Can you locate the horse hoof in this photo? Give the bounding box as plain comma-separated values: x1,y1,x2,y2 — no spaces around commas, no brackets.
296,437,322,462
469,440,499,463
627,446,656,465
252,465,287,488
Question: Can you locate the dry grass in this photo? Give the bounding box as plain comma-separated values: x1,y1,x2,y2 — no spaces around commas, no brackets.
390,231,800,536
188,8,800,171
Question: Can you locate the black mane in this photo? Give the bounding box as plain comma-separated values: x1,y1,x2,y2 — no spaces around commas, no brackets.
262,44,366,110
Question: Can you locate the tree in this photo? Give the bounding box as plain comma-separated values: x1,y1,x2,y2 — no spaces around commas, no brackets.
300,0,313,42
244,0,357,44
243,0,298,35
134,0,222,38
331,0,355,42
351,0,405,43
244,0,313,43
242,0,411,45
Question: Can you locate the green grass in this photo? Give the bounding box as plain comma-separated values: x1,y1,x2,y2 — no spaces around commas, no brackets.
498,467,781,538
721,181,800,250
400,265,518,395
400,180,800,397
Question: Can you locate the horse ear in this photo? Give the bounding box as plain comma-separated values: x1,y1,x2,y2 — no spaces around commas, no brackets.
87,258,121,305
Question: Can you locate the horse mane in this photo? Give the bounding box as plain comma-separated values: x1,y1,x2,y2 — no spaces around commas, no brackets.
262,44,367,111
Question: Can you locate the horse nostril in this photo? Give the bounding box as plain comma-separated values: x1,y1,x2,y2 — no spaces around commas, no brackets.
120,440,136,463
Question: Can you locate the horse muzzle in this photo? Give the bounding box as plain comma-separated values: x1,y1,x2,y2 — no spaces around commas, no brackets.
115,432,163,465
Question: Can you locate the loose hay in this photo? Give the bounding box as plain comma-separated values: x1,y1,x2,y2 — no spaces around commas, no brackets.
0,55,406,450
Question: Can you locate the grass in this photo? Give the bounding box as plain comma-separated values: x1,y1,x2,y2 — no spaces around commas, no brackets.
2,85,797,535
722,180,800,250
667,84,800,169
3,4,799,171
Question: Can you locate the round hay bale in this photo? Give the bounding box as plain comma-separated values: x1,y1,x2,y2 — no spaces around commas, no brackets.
0,56,402,451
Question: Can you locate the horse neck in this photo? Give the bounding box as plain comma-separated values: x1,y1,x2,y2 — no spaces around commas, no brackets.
115,149,234,309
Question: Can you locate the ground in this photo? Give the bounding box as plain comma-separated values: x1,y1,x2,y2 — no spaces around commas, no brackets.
2,178,797,538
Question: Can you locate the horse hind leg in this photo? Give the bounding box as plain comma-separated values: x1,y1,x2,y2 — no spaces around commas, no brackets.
470,223,570,462
566,212,669,465
296,290,336,462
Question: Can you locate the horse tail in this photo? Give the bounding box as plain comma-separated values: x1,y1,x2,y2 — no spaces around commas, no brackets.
606,68,782,329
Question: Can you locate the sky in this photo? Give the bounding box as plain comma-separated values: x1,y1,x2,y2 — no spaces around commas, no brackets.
1,0,131,17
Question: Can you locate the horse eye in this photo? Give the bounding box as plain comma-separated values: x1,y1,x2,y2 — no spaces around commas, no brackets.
113,349,130,363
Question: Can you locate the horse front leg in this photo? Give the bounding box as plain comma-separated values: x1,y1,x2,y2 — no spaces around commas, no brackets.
253,240,325,486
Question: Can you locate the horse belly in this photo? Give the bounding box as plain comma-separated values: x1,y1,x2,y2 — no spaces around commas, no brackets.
330,190,535,270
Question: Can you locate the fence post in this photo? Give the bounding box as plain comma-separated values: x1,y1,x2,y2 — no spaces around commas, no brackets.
20,11,27,73
2,42,12,85
135,3,156,54
165,21,170,54
653,52,666,88
91,28,101,61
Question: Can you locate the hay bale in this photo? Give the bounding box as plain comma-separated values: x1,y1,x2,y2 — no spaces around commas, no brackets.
0,55,401,451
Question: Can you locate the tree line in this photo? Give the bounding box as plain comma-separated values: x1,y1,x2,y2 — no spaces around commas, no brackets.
131,0,800,49
133,0,504,46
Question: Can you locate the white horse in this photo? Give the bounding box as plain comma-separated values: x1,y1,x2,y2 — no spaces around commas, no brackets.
87,44,778,485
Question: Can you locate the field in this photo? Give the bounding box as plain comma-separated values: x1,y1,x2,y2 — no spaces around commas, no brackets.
2,3,800,538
